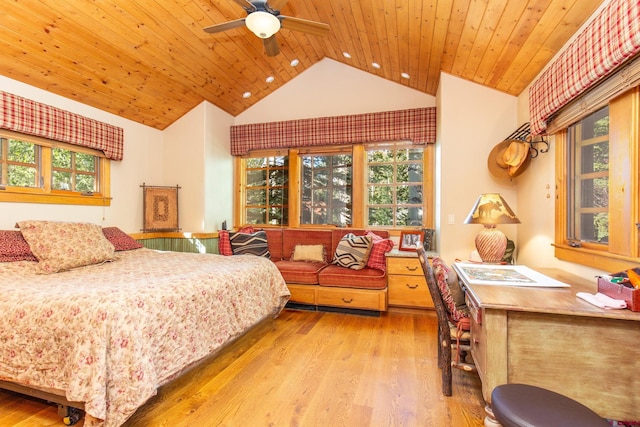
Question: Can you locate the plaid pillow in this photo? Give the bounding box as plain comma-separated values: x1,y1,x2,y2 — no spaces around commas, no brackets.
365,231,394,271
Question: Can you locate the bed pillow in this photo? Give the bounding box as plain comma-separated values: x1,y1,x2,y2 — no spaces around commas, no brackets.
365,231,394,271
102,227,143,251
17,220,116,274
229,230,270,258
291,244,325,263
431,257,469,322
0,230,38,262
332,233,373,270
218,226,255,256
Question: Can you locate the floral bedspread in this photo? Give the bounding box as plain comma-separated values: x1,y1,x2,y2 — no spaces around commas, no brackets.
0,249,290,427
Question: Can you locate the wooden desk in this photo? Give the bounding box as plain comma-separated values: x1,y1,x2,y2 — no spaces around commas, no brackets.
453,265,640,423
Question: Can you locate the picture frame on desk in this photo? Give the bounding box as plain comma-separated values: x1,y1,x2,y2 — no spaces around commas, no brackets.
399,231,423,251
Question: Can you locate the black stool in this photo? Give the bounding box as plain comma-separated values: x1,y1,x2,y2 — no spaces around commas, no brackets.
491,384,609,427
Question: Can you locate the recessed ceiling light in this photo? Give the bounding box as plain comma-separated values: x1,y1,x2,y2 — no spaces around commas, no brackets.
372,62,381,69
266,76,274,83
401,72,410,79
290,59,299,67
242,91,251,99
343,52,351,59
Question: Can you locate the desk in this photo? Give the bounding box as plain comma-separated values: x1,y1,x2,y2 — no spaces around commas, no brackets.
453,265,640,424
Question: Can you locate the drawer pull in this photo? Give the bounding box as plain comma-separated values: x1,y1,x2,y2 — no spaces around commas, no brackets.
405,266,419,272
342,298,353,303
405,284,419,289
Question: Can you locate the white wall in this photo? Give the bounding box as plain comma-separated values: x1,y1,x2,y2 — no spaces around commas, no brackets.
0,76,164,233
235,58,435,124
436,73,519,262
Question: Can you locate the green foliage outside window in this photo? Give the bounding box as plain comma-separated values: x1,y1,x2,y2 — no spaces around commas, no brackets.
245,155,289,225
367,146,423,226
301,154,352,225
1,138,38,187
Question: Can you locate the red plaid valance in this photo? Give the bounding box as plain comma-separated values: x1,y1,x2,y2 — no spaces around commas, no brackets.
529,0,640,135
0,92,124,160
230,107,436,156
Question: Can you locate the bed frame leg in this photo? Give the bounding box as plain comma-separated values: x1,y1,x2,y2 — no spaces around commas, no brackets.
57,404,83,426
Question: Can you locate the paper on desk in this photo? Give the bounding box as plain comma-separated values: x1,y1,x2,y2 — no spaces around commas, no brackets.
576,292,627,309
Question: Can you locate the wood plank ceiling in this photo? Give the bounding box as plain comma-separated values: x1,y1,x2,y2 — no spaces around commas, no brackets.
0,0,603,130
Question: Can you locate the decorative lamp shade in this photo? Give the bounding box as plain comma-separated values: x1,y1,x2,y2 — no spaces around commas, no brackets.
464,194,520,263
245,11,281,39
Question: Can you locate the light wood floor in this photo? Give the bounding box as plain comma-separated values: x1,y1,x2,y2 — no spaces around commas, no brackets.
0,308,486,427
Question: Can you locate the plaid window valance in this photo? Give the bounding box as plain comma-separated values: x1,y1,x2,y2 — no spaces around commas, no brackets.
529,0,640,135
230,107,436,156
0,92,124,160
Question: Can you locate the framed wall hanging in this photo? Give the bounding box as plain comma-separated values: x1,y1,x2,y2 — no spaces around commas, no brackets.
141,184,181,232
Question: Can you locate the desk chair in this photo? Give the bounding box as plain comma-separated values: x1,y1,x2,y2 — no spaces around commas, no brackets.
491,384,609,427
416,247,476,396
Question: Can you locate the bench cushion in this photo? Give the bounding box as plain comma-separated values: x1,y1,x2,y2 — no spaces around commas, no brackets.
319,265,387,289
275,259,327,285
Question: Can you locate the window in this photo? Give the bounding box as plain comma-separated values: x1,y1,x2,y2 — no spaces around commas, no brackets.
567,106,609,244
301,153,352,226
0,131,110,206
235,144,433,229
367,144,423,227
243,154,288,225
555,87,640,270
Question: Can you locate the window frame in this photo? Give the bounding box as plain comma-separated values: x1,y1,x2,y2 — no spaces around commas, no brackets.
554,86,640,271
0,130,111,206
234,143,434,230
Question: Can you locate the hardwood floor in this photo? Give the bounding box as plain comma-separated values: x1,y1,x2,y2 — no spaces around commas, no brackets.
0,308,485,427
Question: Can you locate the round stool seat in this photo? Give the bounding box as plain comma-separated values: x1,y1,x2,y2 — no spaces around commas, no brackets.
491,384,609,427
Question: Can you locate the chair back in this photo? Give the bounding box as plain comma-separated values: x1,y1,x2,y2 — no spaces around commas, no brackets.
416,246,452,332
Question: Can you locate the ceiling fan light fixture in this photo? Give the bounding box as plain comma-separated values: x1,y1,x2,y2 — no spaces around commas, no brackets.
245,11,281,39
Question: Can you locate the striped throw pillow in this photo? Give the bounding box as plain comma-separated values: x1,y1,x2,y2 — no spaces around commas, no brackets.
332,233,373,270
229,230,270,258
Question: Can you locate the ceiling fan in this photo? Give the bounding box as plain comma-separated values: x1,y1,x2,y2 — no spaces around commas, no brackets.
203,0,329,57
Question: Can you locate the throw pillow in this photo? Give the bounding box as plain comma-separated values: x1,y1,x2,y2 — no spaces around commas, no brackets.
291,244,325,263
332,233,373,270
17,220,116,274
229,230,270,258
0,230,38,262
365,231,394,271
102,227,143,251
218,226,255,256
431,257,469,322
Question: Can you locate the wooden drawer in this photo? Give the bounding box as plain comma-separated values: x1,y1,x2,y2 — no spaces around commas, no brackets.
386,257,422,276
317,287,387,311
466,293,486,382
388,275,433,308
287,284,317,305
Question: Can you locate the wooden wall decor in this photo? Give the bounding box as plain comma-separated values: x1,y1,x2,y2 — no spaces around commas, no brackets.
141,184,181,232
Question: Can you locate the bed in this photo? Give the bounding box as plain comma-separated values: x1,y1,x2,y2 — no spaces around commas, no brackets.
0,222,290,427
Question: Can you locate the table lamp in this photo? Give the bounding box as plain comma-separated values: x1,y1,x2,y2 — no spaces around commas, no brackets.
464,193,520,263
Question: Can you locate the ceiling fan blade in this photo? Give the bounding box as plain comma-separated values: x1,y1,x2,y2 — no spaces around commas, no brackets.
203,19,246,34
280,16,329,37
230,0,257,12
267,0,289,11
263,35,280,57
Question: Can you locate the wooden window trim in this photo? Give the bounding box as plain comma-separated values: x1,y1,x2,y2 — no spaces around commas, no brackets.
0,130,111,206
554,87,640,271
234,143,434,230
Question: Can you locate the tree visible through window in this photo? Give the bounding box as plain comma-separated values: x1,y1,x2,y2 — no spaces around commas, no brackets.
301,153,352,225
52,147,98,193
244,155,289,225
367,145,423,227
0,138,39,187
567,106,609,243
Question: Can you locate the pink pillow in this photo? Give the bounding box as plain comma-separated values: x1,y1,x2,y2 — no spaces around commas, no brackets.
0,230,37,262
365,231,395,271
102,227,143,251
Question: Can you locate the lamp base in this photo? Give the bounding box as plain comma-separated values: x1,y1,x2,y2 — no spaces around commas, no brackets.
475,226,507,263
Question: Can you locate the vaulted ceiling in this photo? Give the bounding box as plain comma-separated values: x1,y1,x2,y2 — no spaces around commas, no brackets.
0,0,603,130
